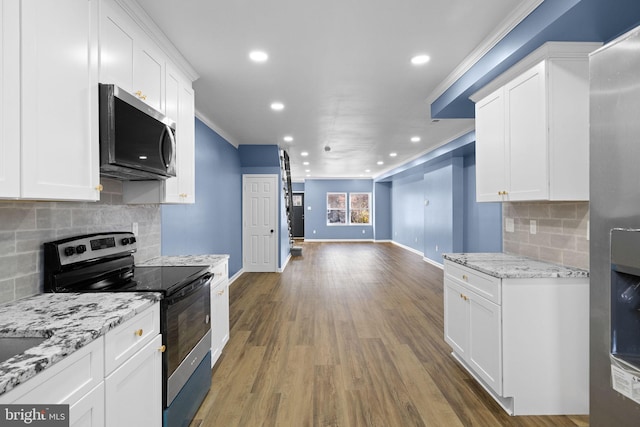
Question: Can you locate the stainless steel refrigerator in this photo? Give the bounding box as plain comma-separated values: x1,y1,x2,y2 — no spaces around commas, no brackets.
590,24,640,425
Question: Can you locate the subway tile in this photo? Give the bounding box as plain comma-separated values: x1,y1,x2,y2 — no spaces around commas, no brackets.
0,232,16,256
529,232,551,246
538,219,563,235
36,207,72,229
549,234,577,251
100,178,122,194
517,243,540,259
550,203,577,219
15,273,40,299
563,219,588,236
576,202,589,219
539,247,563,265
16,229,57,253
562,251,589,270
0,279,15,304
529,203,551,219
576,236,589,253
0,207,37,231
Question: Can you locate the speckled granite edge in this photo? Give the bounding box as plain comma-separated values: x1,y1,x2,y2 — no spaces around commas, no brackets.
138,254,229,269
443,253,589,279
0,292,161,397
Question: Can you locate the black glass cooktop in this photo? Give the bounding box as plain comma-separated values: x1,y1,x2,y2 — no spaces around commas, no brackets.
115,265,210,295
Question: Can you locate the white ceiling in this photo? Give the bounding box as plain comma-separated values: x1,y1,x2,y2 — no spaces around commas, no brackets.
135,0,534,181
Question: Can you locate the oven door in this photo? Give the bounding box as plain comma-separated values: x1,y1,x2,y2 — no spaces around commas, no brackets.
163,272,212,407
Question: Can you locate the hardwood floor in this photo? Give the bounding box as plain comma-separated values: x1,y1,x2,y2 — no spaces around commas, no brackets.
190,242,589,427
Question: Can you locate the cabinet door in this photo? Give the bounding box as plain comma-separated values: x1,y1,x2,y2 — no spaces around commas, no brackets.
468,293,502,394
475,87,506,202
444,278,469,358
0,0,19,198
70,383,105,427
505,61,548,201
105,334,162,427
211,278,230,367
99,0,135,92
176,83,195,202
133,40,164,112
20,0,100,201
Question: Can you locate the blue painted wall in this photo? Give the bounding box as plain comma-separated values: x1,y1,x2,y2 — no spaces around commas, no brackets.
374,182,392,241
161,118,243,276
391,174,424,252
304,179,374,240
292,182,305,192
463,154,502,253
423,158,464,263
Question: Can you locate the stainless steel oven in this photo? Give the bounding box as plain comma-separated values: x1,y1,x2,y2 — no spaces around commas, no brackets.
44,232,212,427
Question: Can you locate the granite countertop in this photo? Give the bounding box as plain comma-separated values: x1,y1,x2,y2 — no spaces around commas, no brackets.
442,253,589,279
0,292,161,397
138,254,229,268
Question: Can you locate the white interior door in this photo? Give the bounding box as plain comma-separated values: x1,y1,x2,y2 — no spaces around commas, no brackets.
243,174,278,272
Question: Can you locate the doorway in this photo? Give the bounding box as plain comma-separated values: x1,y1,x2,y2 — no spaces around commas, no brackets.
292,192,304,238
242,174,278,272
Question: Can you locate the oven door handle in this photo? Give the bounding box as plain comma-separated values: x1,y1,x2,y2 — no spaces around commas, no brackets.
165,272,213,305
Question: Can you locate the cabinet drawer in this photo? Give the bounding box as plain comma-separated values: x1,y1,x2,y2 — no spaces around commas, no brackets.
104,303,159,375
445,261,501,305
3,338,103,406
210,261,228,285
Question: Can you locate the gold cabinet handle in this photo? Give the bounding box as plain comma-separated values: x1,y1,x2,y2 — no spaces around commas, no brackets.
135,329,143,337
134,90,147,100
95,184,103,192
158,345,166,353
217,289,225,296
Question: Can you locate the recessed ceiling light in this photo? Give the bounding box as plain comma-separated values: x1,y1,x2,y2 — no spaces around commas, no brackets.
301,151,309,157
377,161,384,165
365,169,371,173
270,102,284,111
306,174,311,177
411,54,430,65
305,169,310,173
389,152,397,157
249,50,268,62
303,161,309,166
411,136,421,143
283,135,293,142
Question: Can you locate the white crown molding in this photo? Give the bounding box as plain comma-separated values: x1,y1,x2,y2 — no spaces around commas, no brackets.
425,0,544,108
194,109,240,148
115,0,199,82
468,41,602,102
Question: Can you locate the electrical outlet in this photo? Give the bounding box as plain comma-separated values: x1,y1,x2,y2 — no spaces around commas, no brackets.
132,222,138,236
530,220,537,235
505,217,515,233
436,245,439,252
362,229,366,234
313,230,316,234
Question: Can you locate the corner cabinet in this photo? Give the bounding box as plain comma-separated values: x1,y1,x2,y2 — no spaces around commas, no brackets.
473,43,600,202
0,0,100,201
0,302,162,427
443,260,589,415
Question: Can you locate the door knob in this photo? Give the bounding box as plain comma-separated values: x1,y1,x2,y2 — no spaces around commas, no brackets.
270,229,274,233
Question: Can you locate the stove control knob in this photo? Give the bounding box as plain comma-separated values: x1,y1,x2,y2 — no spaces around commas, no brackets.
64,246,76,256
76,244,87,254
121,237,130,245
130,236,137,244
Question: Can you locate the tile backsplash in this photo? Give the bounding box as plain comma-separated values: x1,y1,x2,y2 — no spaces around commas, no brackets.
0,179,161,304
503,201,589,270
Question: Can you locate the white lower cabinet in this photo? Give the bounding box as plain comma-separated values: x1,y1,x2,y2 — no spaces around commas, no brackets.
0,302,161,427
443,260,588,415
210,260,230,367
105,334,162,427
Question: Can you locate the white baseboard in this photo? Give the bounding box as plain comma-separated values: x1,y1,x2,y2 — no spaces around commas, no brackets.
279,253,292,272
390,241,424,257
423,257,444,269
229,269,244,286
302,239,375,242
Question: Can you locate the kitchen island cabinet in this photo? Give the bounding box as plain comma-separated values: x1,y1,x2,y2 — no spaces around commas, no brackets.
443,253,589,415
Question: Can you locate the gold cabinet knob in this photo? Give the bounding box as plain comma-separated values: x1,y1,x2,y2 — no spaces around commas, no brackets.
462,274,468,281
158,345,166,353
135,329,143,337
217,289,225,296
95,184,103,192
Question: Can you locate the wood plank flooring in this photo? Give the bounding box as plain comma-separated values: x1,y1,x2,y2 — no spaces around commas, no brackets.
190,242,589,427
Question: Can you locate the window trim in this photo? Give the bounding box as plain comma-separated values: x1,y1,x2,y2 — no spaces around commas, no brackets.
326,192,347,226
325,191,372,226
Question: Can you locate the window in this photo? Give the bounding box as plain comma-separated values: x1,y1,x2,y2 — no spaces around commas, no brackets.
350,193,371,224
326,192,371,225
327,193,346,224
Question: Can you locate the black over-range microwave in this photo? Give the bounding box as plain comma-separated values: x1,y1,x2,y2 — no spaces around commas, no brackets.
99,83,176,180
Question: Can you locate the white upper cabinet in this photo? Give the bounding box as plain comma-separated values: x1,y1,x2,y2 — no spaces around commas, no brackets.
99,0,164,112
0,0,20,198
0,0,100,201
473,42,600,203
